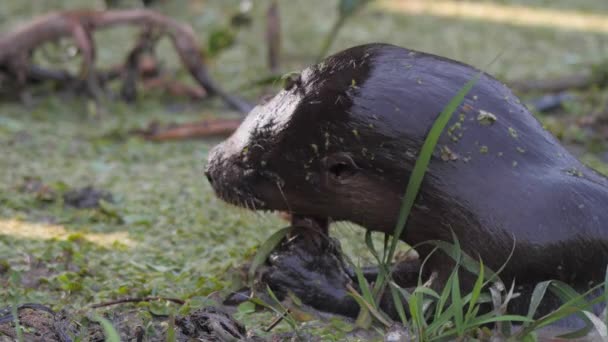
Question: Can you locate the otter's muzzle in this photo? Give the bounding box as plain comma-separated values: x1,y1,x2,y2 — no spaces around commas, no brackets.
205,142,232,191
204,144,222,187
205,142,268,209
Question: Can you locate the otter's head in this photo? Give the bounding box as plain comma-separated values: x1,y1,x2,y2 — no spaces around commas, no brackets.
204,44,423,232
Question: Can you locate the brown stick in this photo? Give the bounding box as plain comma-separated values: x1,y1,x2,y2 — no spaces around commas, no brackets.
263,309,290,332
0,9,252,113
266,1,281,73
508,73,594,93
90,296,185,309
133,118,242,141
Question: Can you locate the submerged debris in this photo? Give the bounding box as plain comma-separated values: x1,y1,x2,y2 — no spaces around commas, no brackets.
477,110,497,125
175,307,254,342
440,145,459,161
565,167,584,177
18,177,55,201
384,323,410,342
63,186,114,209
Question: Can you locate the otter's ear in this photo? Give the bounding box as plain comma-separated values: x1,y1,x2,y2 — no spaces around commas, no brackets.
323,152,359,183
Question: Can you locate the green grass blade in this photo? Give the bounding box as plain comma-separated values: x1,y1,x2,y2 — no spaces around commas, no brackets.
249,297,283,316
417,246,440,286
525,280,552,322
365,230,391,300
550,281,589,309
582,310,608,339
167,315,176,342
481,237,516,286
408,293,425,337
346,286,392,327
93,315,121,342
248,226,292,282
427,305,457,336
429,313,531,339
420,240,497,282
384,72,483,265
11,305,24,342
465,259,485,321
466,314,532,327
451,268,464,336
435,271,454,321
516,283,605,337
354,261,376,309
351,259,380,328
389,282,408,326
412,286,441,300
365,230,381,263
549,281,594,338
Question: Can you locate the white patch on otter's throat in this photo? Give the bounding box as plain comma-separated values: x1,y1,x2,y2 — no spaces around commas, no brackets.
223,90,301,157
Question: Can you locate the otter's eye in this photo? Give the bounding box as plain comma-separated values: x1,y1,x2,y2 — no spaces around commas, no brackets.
329,162,353,178
325,153,358,182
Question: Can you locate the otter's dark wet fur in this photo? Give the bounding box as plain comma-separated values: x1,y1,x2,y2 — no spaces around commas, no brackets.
205,43,608,321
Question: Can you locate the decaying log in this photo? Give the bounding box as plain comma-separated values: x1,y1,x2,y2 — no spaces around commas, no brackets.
0,9,252,113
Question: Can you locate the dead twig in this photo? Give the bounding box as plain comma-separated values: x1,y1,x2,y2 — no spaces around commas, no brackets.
132,118,242,141
263,309,290,332
90,296,185,309
508,73,597,93
266,1,281,73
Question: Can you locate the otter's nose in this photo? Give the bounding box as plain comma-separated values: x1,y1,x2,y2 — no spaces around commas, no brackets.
204,168,214,186
205,144,223,186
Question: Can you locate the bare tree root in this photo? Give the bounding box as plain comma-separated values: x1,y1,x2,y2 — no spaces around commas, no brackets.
0,9,252,113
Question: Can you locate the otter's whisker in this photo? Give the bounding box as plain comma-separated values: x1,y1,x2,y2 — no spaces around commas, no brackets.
276,181,292,214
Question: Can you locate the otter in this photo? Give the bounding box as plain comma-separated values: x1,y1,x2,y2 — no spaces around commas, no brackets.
204,43,608,323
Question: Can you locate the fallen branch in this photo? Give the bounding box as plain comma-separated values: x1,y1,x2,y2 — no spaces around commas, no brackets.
263,309,290,332
132,118,242,141
0,9,252,113
508,73,595,93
